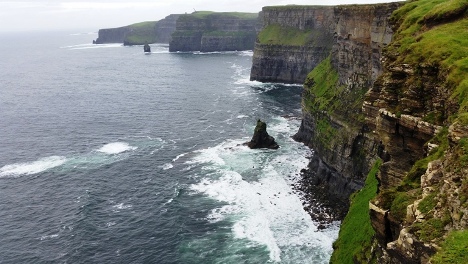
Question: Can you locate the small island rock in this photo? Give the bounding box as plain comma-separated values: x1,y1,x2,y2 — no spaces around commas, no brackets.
247,119,279,149
144,43,151,53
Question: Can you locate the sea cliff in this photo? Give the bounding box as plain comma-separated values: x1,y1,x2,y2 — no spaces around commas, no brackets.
94,14,180,45
169,11,258,52
252,0,468,263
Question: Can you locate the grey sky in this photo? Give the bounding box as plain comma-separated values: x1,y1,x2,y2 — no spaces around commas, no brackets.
0,0,404,32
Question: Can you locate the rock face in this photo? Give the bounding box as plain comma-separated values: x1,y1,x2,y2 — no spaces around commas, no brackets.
94,14,180,45
250,6,335,84
247,120,279,149
154,14,181,43
251,4,397,84
95,26,131,44
169,12,258,52
254,1,468,263
289,2,400,203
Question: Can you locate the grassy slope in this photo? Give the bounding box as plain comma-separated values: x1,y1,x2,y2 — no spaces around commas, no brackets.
124,21,158,45
388,0,468,123
330,160,382,263
179,11,258,21
258,24,313,46
432,230,468,263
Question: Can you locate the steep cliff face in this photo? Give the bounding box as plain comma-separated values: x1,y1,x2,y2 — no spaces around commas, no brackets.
154,14,180,43
290,3,400,202
94,14,180,45
250,6,335,84
253,0,467,262
362,1,468,262
95,26,131,44
267,0,467,263
169,12,258,52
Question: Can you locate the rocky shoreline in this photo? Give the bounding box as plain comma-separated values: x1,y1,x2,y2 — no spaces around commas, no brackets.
293,157,348,230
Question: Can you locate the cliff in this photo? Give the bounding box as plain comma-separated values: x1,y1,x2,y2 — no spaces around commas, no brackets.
94,14,180,45
169,11,258,52
95,26,131,44
252,0,468,263
250,6,335,84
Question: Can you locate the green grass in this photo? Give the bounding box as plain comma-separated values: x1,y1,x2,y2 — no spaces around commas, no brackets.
257,24,315,46
418,192,437,214
128,21,157,29
390,192,413,222
388,0,468,122
303,56,341,112
123,21,158,45
330,159,382,264
431,230,468,263
179,11,258,21
411,211,452,243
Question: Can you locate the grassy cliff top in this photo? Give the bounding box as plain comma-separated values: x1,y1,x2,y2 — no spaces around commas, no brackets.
262,2,395,11
257,24,333,46
179,11,258,20
128,21,157,29
388,0,468,123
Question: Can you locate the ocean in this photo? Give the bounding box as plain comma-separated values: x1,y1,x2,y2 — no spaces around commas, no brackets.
0,31,338,263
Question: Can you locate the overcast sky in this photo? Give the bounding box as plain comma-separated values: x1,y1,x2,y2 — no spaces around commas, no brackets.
0,0,404,32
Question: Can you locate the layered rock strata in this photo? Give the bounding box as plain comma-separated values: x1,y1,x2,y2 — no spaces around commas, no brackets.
258,1,468,263
169,12,258,52
290,3,401,203
250,6,335,84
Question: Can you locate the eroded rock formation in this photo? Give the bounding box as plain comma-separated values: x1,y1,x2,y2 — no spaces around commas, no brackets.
247,119,279,149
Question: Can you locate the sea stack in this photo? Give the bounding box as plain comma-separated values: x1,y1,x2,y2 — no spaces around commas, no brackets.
144,43,151,53
247,119,279,149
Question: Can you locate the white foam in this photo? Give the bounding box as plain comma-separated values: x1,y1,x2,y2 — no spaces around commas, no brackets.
0,156,67,177
236,115,248,119
63,43,123,50
40,234,59,240
97,142,137,154
172,152,188,162
112,203,132,210
235,77,265,86
160,163,173,170
188,118,338,262
238,50,253,57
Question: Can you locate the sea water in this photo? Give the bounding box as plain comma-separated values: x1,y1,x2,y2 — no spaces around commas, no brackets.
0,31,338,263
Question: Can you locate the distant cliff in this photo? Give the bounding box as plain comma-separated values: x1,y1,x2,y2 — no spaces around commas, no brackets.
252,0,468,263
250,6,335,84
169,11,258,52
94,14,180,45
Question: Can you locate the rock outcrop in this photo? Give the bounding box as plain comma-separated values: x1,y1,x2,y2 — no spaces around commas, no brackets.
169,11,258,52
94,14,180,45
246,120,279,149
143,43,151,53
